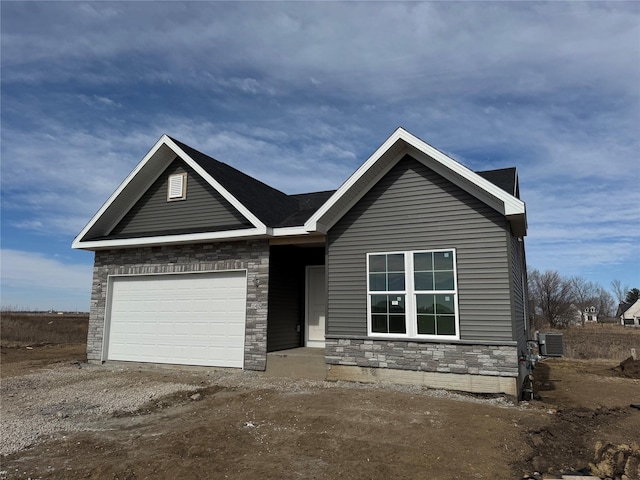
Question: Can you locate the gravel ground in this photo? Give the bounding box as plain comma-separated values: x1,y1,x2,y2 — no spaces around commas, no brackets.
1,362,200,456
3,352,639,479
0,360,516,457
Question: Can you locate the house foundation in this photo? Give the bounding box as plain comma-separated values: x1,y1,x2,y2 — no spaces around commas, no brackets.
325,337,519,396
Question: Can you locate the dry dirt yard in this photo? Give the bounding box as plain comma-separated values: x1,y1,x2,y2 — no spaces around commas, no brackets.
1,344,639,480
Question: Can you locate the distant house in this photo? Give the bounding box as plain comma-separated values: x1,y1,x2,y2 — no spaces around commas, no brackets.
620,299,640,327
583,306,598,323
72,128,529,397
565,304,597,326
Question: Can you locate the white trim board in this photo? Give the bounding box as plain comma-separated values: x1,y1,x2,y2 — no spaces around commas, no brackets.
305,127,526,236
73,135,266,249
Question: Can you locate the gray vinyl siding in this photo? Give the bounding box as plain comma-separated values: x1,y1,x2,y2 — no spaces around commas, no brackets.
327,155,514,342
510,234,528,352
109,158,251,238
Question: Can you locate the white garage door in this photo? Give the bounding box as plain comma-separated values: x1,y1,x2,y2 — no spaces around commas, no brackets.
106,271,247,368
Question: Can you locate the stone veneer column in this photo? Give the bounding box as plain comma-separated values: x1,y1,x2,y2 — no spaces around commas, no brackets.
87,239,270,370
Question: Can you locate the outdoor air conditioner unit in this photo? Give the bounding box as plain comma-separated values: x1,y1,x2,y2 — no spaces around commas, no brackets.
537,332,564,357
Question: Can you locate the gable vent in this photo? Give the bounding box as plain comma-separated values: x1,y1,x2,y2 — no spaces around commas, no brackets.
168,173,187,201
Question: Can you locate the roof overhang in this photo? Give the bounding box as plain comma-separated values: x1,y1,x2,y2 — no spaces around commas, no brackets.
305,127,527,237
72,135,268,250
73,127,527,251
74,228,269,250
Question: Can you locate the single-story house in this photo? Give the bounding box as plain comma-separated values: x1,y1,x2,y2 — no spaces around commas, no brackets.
73,128,529,397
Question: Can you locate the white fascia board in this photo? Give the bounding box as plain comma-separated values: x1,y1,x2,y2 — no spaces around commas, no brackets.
270,226,313,237
72,227,268,251
73,135,267,247
398,129,526,216
163,137,266,230
73,135,174,245
305,128,407,232
309,149,407,234
305,127,526,232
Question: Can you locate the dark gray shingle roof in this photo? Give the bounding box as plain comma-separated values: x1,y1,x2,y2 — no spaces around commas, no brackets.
172,137,519,228
476,167,518,198
170,137,300,226
275,191,336,227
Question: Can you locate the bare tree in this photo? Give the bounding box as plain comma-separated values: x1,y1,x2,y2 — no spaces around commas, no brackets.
611,279,629,304
596,287,615,318
529,269,574,328
527,272,542,331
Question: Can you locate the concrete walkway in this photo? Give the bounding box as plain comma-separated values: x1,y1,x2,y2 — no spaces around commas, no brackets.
265,347,327,381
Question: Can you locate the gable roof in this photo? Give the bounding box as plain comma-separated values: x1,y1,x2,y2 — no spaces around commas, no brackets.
305,127,527,236
74,135,269,249
73,128,527,250
168,138,299,226
620,299,640,318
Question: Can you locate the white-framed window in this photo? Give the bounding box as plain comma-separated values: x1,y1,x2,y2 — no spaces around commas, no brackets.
167,172,187,201
367,249,459,339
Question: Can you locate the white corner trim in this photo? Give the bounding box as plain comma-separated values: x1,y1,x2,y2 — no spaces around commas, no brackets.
72,227,268,250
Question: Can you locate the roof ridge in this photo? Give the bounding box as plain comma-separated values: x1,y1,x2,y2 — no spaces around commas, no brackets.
168,137,290,196
169,137,299,225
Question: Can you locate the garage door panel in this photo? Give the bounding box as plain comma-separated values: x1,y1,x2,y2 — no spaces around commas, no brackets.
107,271,247,368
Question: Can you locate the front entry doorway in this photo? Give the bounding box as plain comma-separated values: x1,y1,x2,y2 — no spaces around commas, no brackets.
305,265,326,347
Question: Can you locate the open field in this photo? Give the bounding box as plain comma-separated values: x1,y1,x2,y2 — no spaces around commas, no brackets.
553,323,640,361
0,312,88,347
1,314,639,479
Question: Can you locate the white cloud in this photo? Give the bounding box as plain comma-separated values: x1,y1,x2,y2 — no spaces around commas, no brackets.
0,249,92,292
1,124,154,236
3,3,638,102
78,94,121,108
0,109,366,238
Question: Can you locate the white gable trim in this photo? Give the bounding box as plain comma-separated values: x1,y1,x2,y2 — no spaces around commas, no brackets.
74,227,268,250
163,137,266,230
305,127,526,235
73,136,170,248
72,135,266,249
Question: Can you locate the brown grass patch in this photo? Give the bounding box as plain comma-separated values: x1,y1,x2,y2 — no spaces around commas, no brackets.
0,312,89,346
554,323,640,361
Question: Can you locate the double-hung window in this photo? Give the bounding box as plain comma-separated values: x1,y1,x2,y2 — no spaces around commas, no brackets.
367,249,459,339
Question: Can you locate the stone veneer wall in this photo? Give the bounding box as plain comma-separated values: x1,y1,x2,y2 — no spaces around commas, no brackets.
325,338,519,377
88,239,270,370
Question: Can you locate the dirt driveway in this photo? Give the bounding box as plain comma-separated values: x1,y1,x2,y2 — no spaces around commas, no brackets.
1,344,639,480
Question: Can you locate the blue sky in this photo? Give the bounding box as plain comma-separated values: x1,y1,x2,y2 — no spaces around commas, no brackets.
1,2,639,311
